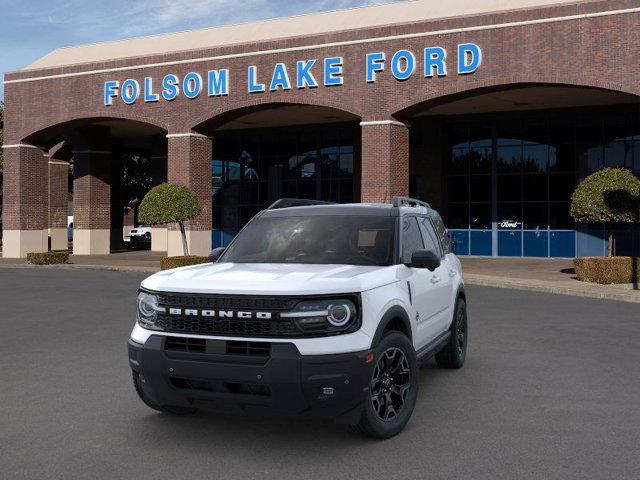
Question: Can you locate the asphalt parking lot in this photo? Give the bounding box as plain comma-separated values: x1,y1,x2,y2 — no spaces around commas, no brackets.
1,268,639,480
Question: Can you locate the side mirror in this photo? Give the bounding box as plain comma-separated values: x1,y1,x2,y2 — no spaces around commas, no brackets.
208,247,226,263
407,249,441,271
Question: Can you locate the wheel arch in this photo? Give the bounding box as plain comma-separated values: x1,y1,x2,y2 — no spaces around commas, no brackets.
457,284,466,302
371,305,413,347
446,283,467,330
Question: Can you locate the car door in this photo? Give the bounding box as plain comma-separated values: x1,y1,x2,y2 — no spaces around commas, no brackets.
418,216,454,333
400,216,443,348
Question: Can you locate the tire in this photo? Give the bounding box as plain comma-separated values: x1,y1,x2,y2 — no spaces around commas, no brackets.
355,331,419,439
435,298,467,369
132,372,197,415
143,232,151,241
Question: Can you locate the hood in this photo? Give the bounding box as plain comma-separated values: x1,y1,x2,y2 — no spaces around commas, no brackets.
141,262,401,295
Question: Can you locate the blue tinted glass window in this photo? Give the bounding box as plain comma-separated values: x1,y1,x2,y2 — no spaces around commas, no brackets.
498,175,521,201
470,203,492,230
498,203,522,230
523,145,548,173
523,204,548,229
497,146,522,173
604,140,632,168
448,176,469,203
211,124,357,240
445,106,639,258
448,204,469,229
470,175,492,202
523,175,548,202
450,148,469,174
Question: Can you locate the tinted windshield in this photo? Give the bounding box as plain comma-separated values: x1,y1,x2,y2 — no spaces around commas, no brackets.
220,215,397,266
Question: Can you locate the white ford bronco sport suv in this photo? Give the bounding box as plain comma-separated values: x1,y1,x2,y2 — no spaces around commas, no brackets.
128,197,467,438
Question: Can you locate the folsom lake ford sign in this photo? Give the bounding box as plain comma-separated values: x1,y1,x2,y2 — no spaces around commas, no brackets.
103,43,482,106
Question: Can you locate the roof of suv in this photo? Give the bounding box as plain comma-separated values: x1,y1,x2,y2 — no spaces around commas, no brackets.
261,203,436,217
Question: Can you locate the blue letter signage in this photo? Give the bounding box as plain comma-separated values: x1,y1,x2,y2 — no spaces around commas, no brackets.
103,43,482,106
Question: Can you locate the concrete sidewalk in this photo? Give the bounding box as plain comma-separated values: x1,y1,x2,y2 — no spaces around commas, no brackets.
1,251,639,303
0,250,162,273
461,257,640,303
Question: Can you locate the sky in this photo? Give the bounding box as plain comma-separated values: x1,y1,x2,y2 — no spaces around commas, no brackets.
0,0,400,100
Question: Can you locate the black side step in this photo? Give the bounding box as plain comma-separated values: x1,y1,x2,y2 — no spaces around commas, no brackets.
416,331,451,363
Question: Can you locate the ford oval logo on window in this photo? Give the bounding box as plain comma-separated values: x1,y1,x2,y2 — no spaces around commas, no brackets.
499,220,521,229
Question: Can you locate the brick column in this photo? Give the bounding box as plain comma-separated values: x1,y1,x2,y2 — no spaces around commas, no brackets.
166,133,212,256
150,134,168,252
72,127,112,255
110,146,125,251
360,120,410,203
48,159,69,251
1,144,49,258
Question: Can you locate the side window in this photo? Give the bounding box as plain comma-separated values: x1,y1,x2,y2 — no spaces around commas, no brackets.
419,217,443,258
401,217,424,264
431,213,451,254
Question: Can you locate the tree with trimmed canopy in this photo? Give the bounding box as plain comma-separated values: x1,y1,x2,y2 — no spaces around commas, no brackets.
138,183,202,256
570,168,640,256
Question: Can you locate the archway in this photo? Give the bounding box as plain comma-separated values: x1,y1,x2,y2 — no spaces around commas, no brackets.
397,84,640,258
193,103,361,247
21,117,167,255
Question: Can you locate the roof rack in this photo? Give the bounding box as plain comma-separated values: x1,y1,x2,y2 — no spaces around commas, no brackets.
267,198,336,210
392,196,431,209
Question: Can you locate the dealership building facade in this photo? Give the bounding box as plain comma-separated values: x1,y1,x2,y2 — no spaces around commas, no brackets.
3,0,640,258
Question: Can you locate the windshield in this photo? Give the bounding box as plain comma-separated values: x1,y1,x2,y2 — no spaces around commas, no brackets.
220,215,397,266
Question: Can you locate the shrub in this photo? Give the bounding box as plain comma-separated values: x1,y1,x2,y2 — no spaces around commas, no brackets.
570,168,640,256
139,183,202,256
160,255,209,270
570,168,640,224
27,251,70,265
574,256,640,284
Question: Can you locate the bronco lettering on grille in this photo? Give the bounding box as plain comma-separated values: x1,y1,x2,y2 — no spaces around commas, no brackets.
167,308,273,319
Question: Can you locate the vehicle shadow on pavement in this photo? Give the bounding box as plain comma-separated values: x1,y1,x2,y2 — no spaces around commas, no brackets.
123,363,448,446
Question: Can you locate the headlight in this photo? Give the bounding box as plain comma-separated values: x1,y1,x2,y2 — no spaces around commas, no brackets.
136,291,165,330
281,298,359,334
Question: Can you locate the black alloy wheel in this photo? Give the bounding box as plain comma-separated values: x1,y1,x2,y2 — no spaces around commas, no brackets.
370,347,411,421
354,331,419,439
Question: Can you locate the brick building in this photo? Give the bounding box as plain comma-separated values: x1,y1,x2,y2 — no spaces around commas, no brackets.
3,0,640,258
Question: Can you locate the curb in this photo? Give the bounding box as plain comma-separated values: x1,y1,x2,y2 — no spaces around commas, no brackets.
0,263,159,273
464,273,640,304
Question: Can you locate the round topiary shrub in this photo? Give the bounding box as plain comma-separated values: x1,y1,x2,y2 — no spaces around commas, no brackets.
571,168,640,224
570,168,640,257
138,183,202,256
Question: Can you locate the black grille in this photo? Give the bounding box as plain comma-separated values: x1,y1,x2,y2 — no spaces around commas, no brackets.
154,294,301,337
226,382,271,397
157,293,297,311
165,337,206,352
154,314,299,337
150,293,360,338
170,377,271,396
170,377,219,392
226,341,271,356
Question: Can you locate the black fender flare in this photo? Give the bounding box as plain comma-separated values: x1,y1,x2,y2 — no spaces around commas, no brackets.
446,283,467,330
371,305,413,347
457,284,466,302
